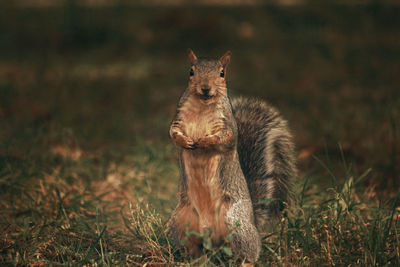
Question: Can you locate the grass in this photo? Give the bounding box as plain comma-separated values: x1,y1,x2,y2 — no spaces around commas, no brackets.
1,2,399,266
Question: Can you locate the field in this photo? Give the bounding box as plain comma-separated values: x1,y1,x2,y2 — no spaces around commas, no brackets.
0,2,399,266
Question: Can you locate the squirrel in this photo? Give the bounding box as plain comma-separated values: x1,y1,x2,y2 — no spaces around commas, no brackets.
168,49,297,264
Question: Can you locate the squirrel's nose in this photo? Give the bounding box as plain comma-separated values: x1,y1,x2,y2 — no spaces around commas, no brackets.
201,88,210,95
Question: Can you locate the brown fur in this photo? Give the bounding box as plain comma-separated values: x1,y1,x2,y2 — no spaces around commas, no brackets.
172,102,233,253
173,151,232,254
169,50,235,255
169,50,261,263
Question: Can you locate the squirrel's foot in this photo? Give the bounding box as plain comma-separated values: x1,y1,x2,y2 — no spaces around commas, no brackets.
173,134,196,149
196,135,219,149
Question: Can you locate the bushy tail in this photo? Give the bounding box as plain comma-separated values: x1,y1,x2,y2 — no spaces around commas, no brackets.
232,97,297,233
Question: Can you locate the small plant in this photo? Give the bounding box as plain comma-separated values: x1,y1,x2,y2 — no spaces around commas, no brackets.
178,222,243,266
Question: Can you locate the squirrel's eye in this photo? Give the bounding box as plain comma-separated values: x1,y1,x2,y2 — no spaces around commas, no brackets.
189,68,194,76
220,70,225,78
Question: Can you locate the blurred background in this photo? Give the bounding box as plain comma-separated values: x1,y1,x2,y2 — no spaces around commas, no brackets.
0,0,399,257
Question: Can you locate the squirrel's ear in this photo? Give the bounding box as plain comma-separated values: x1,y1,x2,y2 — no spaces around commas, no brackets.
220,51,231,67
188,49,197,65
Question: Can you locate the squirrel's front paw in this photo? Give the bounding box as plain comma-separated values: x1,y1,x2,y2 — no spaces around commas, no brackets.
173,134,196,149
197,135,219,149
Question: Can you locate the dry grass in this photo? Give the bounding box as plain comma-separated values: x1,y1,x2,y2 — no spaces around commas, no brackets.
1,137,398,265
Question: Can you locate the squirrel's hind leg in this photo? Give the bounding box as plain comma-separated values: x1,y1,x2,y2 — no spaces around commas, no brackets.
226,200,261,263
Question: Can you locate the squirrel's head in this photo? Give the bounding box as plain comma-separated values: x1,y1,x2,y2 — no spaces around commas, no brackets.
187,49,231,104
